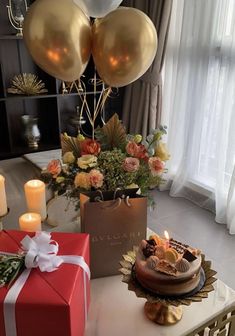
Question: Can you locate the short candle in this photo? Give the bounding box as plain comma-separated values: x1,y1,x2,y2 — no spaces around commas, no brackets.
19,213,42,232
24,179,47,220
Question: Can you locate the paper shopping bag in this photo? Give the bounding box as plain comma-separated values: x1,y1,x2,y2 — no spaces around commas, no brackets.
80,189,147,278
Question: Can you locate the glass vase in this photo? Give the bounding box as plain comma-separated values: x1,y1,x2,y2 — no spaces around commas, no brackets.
21,115,41,149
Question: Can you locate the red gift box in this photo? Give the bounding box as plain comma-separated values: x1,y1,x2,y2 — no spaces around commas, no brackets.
0,230,90,336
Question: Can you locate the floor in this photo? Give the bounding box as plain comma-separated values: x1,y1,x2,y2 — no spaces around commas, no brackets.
148,191,235,290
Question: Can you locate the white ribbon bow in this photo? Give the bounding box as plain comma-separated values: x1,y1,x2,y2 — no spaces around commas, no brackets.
21,231,63,272
2,232,90,336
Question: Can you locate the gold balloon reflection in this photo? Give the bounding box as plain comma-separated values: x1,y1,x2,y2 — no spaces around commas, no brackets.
92,7,158,87
23,0,92,82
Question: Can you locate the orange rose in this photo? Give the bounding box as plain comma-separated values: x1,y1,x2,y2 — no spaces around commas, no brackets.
47,159,61,178
126,141,148,161
81,139,101,155
126,141,139,156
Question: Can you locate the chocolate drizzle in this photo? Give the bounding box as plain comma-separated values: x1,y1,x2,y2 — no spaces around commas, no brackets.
169,238,189,254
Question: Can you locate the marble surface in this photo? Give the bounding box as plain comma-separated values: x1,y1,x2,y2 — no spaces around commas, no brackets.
85,277,235,336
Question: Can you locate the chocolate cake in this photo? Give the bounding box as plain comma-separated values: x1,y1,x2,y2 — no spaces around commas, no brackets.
135,234,202,296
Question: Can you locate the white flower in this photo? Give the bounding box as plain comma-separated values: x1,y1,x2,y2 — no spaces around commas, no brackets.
77,154,97,170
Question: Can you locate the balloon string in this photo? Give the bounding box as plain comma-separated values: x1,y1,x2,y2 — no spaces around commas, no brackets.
74,78,111,139
93,69,97,140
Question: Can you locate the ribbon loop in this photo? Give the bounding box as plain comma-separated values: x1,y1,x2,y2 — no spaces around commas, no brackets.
21,232,63,272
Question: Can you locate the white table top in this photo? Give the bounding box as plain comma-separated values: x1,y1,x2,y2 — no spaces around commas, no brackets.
85,276,235,336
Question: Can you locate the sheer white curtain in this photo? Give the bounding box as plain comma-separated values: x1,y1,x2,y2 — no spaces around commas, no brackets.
162,0,235,234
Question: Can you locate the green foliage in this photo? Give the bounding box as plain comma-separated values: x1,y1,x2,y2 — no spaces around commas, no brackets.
0,254,25,288
98,149,136,190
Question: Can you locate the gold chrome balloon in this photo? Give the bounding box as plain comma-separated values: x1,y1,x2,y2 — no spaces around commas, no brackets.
23,0,92,82
92,7,158,87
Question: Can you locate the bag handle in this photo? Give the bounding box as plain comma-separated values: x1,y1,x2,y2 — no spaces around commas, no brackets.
94,190,104,202
94,188,132,210
99,197,122,211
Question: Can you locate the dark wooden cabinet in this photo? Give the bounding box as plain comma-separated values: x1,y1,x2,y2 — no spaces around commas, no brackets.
0,32,97,160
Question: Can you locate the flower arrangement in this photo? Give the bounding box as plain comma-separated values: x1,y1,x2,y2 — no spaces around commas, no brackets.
41,114,170,209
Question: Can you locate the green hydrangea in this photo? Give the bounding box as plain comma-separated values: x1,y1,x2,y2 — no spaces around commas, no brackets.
98,148,137,190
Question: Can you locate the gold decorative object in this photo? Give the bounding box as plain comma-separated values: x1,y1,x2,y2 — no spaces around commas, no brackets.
6,0,28,36
120,247,217,326
7,73,48,95
144,301,183,325
21,115,40,148
61,80,83,95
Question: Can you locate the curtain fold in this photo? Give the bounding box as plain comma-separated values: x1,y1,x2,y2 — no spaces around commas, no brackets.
162,0,235,234
121,0,172,137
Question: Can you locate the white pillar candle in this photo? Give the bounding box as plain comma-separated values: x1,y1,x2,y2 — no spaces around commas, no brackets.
0,175,8,216
24,180,47,220
19,212,41,232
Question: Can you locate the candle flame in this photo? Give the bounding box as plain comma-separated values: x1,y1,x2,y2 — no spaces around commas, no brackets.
164,230,169,240
27,214,33,220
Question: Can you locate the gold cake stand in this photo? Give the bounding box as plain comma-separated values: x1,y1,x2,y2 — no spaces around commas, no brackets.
119,247,217,326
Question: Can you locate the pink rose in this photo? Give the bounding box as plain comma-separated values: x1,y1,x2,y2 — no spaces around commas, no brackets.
89,169,104,188
123,157,140,172
148,157,165,176
47,159,61,178
126,141,139,156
